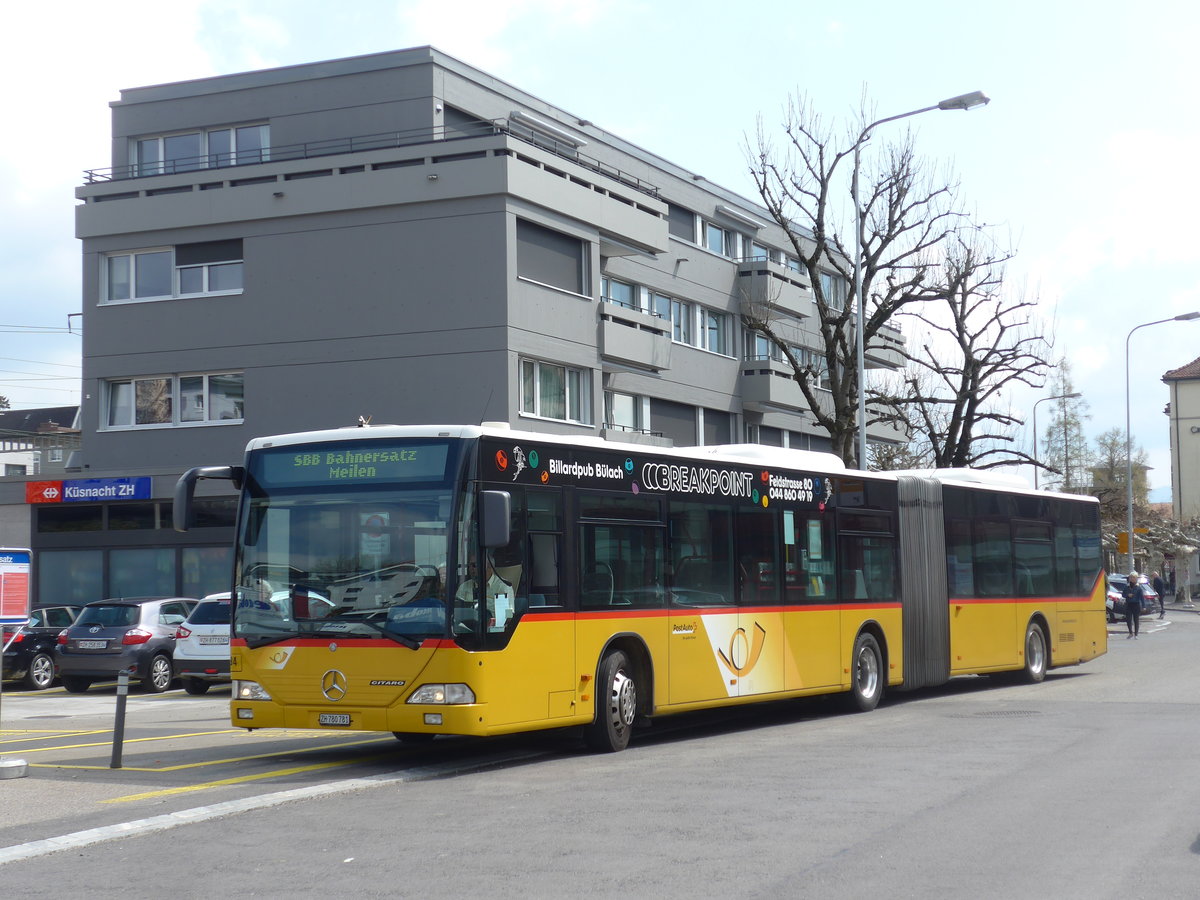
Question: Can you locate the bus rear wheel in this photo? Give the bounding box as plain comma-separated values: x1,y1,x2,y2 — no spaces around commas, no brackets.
1020,622,1048,684
584,650,637,752
848,633,883,712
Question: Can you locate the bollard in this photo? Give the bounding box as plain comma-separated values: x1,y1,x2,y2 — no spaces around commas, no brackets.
110,670,130,769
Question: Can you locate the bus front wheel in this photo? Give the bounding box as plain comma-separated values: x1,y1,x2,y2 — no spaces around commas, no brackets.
848,633,883,712
584,650,637,752
1020,622,1048,684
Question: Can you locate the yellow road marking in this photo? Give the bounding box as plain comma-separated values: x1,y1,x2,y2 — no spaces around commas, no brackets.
11,729,242,755
27,735,393,772
103,756,394,802
0,730,110,743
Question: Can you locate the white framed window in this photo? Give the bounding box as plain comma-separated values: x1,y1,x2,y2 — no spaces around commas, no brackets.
649,293,691,344
102,240,243,304
702,222,748,259
601,277,637,311
745,330,784,362
133,124,269,176
819,271,847,311
699,308,729,355
604,391,648,433
104,373,244,429
520,359,590,424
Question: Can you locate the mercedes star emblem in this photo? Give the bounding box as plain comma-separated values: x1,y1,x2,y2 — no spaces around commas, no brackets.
321,669,348,702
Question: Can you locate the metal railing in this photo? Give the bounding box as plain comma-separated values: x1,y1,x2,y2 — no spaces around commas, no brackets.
83,119,660,198
600,295,665,319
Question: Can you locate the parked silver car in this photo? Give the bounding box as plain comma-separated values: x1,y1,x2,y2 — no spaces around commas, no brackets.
56,597,197,693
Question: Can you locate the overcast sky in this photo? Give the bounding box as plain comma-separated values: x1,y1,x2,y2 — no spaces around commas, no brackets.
3,0,1196,494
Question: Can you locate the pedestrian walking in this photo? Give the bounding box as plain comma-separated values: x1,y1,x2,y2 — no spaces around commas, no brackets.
1123,571,1144,638
1152,571,1166,618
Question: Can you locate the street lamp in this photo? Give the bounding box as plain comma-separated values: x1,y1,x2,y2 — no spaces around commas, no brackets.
1032,392,1082,490
1125,312,1200,571
852,91,989,470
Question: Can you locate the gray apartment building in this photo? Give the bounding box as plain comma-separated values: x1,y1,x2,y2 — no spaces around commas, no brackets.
9,46,905,606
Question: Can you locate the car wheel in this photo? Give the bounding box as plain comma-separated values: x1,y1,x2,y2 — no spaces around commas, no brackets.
183,677,211,695
23,652,55,691
62,675,92,694
143,654,174,693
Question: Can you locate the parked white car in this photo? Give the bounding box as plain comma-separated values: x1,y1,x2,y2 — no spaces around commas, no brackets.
174,593,231,695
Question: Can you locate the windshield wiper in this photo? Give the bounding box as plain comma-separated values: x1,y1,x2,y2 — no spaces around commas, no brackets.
243,626,301,650
312,617,423,650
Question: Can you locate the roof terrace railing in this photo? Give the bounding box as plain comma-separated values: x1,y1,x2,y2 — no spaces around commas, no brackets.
83,120,660,198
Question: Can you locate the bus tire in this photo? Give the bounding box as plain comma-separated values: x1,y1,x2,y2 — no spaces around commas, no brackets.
584,649,637,752
848,632,883,712
1020,621,1048,684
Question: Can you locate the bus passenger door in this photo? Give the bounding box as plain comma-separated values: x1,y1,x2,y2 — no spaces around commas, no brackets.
949,518,1018,671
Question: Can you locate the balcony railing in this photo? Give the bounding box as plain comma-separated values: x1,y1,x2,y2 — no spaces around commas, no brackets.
84,120,660,198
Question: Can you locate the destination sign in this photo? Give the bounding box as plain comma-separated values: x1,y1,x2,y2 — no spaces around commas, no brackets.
256,442,452,487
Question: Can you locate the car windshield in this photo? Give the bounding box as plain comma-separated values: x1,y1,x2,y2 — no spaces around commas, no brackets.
76,605,139,628
234,440,462,648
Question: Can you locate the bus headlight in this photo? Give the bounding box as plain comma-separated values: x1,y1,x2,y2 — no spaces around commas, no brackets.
234,680,272,701
407,683,475,704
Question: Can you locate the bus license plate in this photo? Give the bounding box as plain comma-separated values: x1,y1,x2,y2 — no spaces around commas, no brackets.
78,640,107,649
318,713,351,726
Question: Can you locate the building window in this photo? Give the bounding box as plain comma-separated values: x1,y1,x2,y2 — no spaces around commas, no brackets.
819,271,847,311
520,359,590,424
176,240,244,295
4,464,26,476
104,373,244,429
102,240,243,304
649,293,691,344
601,277,637,311
703,222,746,259
700,309,729,355
604,391,647,433
516,219,587,295
134,124,269,176
668,204,696,242
745,330,784,362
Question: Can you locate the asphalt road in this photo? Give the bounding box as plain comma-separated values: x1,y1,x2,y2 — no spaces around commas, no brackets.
1,610,1198,898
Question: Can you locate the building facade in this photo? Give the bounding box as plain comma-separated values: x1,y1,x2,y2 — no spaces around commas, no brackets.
1164,357,1200,524
21,46,906,606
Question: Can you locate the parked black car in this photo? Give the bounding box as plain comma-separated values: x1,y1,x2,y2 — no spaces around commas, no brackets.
55,597,197,693
2,605,82,690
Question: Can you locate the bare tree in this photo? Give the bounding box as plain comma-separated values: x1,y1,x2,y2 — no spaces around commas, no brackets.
744,96,966,467
1037,360,1091,491
870,233,1053,469
1092,426,1149,515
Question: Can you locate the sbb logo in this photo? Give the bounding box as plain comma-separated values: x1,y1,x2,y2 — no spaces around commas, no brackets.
26,481,64,504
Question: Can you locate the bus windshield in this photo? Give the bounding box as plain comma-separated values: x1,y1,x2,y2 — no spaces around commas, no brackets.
234,439,462,647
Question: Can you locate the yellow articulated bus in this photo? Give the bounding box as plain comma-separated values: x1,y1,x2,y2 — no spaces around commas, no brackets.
174,423,1106,752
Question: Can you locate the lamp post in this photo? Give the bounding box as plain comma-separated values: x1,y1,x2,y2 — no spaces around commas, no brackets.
1032,392,1082,490
852,91,989,470
1125,312,1200,571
